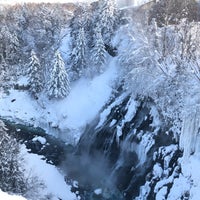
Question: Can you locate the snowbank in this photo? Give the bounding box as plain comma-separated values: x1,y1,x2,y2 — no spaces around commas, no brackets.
0,191,26,200
180,155,200,200
22,146,76,200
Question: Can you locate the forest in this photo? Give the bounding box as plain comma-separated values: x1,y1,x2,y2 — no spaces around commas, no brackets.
0,0,200,199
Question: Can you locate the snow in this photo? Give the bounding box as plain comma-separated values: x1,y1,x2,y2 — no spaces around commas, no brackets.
150,106,161,128
94,188,102,195
0,59,118,143
22,145,76,200
155,186,167,200
96,92,131,129
0,190,26,200
168,174,190,200
118,0,151,8
135,181,151,200
180,155,200,200
153,163,163,179
32,136,47,145
72,180,78,188
109,119,117,127
136,133,155,164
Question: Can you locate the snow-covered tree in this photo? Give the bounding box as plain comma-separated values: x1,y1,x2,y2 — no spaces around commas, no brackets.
96,0,117,43
0,120,27,194
149,0,199,26
48,51,70,99
91,26,107,73
0,24,20,65
70,27,87,78
27,50,44,98
0,58,10,83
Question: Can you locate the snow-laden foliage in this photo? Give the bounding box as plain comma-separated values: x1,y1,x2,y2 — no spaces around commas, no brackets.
69,0,122,78
118,19,200,138
70,27,87,78
0,58,10,89
0,25,20,65
0,120,27,194
96,0,118,43
149,0,200,26
48,51,70,99
27,50,44,98
91,26,107,74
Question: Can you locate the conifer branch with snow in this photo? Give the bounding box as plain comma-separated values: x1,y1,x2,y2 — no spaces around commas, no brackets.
27,50,44,99
48,51,70,99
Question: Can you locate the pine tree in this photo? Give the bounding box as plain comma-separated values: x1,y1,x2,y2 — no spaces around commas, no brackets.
27,50,44,98
91,26,106,73
97,0,117,43
0,58,10,83
71,27,87,78
0,120,27,194
48,51,70,99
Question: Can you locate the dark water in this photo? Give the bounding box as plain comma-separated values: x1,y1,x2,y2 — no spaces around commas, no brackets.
0,92,182,200
1,119,121,200
2,119,74,166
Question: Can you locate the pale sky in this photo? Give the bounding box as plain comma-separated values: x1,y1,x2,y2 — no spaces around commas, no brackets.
0,0,95,4
0,0,147,8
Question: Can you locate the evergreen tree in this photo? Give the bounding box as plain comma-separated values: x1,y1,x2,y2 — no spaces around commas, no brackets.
27,50,44,98
91,26,106,73
71,27,87,78
48,51,70,99
0,58,10,83
0,120,27,194
149,0,200,26
0,25,20,65
97,0,117,43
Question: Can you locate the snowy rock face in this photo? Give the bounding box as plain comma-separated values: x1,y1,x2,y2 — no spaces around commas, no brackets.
65,89,183,199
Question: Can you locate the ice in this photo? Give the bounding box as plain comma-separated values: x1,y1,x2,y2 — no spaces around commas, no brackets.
180,107,200,160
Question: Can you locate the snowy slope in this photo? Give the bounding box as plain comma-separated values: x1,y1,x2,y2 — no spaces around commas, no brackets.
22,146,76,200
0,59,118,143
0,191,26,200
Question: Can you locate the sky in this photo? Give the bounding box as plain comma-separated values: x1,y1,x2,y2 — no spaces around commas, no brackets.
0,0,151,7
0,0,95,4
